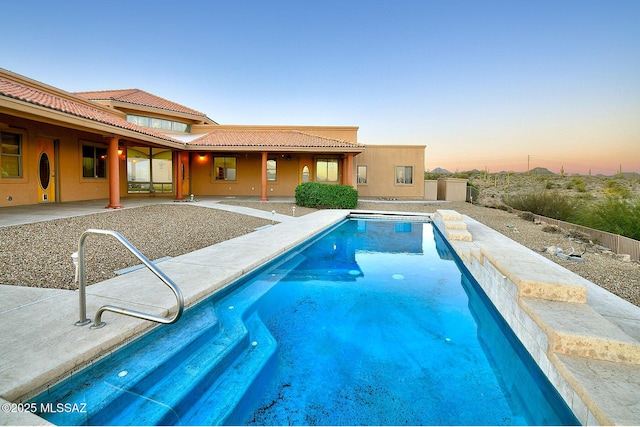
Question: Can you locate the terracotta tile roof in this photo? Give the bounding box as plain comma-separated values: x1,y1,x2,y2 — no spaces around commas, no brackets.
75,89,209,118
1,71,361,152
0,78,185,145
189,129,364,150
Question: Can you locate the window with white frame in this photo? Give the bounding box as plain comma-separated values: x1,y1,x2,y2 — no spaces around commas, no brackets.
126,114,191,133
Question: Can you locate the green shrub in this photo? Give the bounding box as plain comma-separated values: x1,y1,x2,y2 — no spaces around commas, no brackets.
503,191,579,221
566,177,587,192
604,180,631,198
424,172,444,180
295,182,358,209
573,196,640,240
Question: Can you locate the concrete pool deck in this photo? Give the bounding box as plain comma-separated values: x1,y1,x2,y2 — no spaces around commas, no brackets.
0,202,347,425
0,201,639,425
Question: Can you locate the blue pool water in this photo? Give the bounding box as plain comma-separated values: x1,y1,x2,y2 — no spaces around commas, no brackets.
31,219,579,425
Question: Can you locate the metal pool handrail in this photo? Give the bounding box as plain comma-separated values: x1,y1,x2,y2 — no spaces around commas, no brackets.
75,229,184,329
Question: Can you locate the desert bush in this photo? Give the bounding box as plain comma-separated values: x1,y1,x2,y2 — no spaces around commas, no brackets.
566,177,587,192
490,204,512,212
604,180,631,198
573,195,640,240
566,229,592,243
518,211,536,222
295,182,358,209
453,172,471,179
542,225,561,233
503,191,579,221
424,172,444,180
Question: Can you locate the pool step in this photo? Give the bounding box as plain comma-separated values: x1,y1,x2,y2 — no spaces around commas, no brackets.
33,258,294,426
96,316,252,425
175,312,279,425
434,210,472,242
32,302,221,425
94,276,284,425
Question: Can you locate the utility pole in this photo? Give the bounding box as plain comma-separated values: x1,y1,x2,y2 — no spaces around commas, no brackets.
527,155,530,176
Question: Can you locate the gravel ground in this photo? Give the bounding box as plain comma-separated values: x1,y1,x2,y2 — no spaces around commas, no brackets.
0,205,271,289
1,200,638,308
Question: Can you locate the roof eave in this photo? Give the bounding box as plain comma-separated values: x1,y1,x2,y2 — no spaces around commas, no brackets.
183,145,365,153
0,68,125,118
0,97,187,149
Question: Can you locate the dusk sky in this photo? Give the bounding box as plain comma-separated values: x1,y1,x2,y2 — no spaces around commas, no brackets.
2,0,638,175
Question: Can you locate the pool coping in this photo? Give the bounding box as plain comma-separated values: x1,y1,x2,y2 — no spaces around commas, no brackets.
0,208,638,425
433,209,640,426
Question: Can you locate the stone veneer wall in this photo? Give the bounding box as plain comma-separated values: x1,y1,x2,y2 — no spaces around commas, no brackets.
433,209,640,426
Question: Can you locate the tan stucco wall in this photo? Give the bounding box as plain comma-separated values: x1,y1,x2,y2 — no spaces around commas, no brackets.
0,114,114,207
355,145,426,199
189,153,321,198
0,112,361,205
437,178,468,201
1,113,427,205
424,180,438,200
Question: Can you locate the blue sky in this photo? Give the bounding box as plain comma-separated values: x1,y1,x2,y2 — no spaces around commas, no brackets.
2,0,639,174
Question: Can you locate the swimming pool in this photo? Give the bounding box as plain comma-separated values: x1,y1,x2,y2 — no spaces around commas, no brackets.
30,219,578,425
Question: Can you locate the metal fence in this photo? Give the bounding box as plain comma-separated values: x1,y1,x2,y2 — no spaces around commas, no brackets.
514,211,640,261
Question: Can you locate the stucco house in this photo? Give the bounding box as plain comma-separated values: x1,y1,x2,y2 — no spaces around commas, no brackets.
0,68,426,208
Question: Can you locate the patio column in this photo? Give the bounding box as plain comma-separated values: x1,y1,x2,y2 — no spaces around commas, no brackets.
105,137,123,209
174,151,184,201
346,153,354,187
260,151,268,201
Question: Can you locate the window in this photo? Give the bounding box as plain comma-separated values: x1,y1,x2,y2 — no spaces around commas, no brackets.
316,158,339,182
126,114,191,133
396,166,413,184
127,147,173,193
1,132,22,178
82,145,107,178
214,157,236,181
357,165,367,184
267,159,277,181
